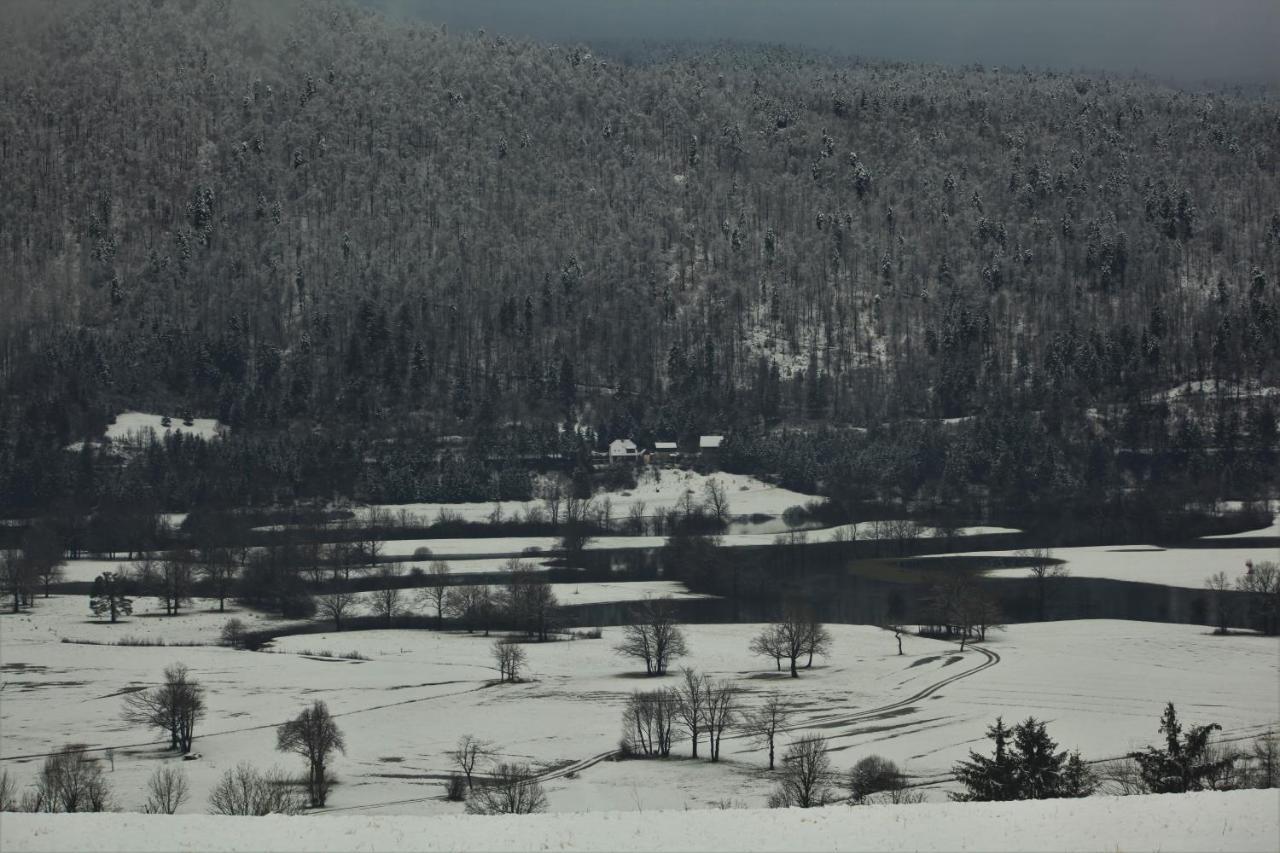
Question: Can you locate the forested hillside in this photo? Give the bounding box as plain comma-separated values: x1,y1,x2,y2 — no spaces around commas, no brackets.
1,0,1277,526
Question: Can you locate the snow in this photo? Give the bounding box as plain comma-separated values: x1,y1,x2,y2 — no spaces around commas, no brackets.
3,602,1276,821
105,411,225,444
917,544,1280,589
359,471,824,526
1203,511,1280,540
3,790,1277,852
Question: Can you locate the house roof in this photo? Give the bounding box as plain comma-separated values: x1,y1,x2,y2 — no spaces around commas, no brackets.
699,435,724,449
654,441,678,450
609,439,638,452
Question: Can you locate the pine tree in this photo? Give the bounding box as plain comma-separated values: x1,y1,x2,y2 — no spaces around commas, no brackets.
1130,702,1230,793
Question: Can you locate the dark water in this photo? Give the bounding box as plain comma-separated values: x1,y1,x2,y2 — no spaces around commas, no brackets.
557,540,1257,631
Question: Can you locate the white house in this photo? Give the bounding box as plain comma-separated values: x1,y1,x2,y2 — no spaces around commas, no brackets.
608,438,641,462
699,435,724,450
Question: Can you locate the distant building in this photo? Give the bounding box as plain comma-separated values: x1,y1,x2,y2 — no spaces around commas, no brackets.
608,438,642,463
651,440,680,464
699,435,725,465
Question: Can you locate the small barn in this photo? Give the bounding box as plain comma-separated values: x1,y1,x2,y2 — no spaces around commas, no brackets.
651,440,680,464
699,434,724,464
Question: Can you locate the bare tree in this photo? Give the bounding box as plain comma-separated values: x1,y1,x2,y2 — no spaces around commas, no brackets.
541,476,565,526
142,765,189,814
769,735,834,808
674,668,707,758
493,639,527,683
614,596,689,675
753,606,827,677
464,763,548,815
1237,561,1279,636
702,678,739,762
276,700,346,807
702,478,731,524
208,763,303,815
749,624,785,672
198,549,237,613
358,508,392,568
316,586,357,631
449,585,495,636
1205,571,1235,634
36,745,111,813
559,494,595,559
1020,547,1069,620
152,552,194,616
625,501,648,535
802,616,832,669
622,689,677,757
369,563,403,627
420,560,451,629
500,561,558,641
886,624,906,655
2,549,34,613
743,693,794,770
122,663,206,753
450,735,493,790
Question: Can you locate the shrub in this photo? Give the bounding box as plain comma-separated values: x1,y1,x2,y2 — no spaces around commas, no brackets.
208,763,303,815
444,773,467,802
220,618,247,649
847,755,906,803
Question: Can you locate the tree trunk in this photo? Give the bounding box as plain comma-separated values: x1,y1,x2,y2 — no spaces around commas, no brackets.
790,657,798,678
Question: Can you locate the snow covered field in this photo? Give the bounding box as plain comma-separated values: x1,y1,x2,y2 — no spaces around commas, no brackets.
4,790,1276,852
106,412,225,443
2,594,1276,819
375,522,1019,559
912,543,1279,589
361,471,823,525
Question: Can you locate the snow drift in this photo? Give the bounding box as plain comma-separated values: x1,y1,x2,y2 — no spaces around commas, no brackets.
3,790,1277,852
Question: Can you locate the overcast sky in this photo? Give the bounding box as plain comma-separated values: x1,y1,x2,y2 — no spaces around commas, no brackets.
366,0,1280,86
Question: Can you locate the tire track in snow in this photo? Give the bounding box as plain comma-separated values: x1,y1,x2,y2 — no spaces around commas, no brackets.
312,645,1003,815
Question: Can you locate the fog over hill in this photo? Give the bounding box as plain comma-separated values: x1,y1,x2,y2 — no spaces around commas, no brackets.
365,0,1280,86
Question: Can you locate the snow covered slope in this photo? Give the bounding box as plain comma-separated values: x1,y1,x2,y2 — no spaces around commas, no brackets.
4,790,1277,852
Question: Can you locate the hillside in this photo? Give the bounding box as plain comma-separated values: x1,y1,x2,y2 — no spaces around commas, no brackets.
0,0,1277,522
3,790,1277,852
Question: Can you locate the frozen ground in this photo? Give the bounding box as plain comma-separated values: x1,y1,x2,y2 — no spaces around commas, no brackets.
375,522,1019,559
361,471,823,525
912,543,1280,589
344,580,711,613
2,598,1276,818
4,790,1276,853
106,412,225,443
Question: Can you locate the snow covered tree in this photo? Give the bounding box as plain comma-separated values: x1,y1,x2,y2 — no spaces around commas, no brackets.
952,717,1095,801
1130,702,1233,794
89,570,133,623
